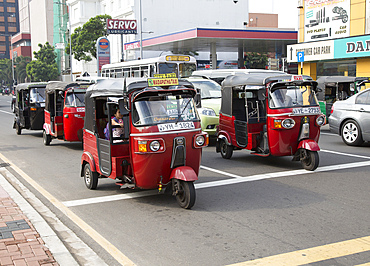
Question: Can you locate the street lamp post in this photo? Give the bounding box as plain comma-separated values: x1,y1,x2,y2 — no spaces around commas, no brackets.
139,0,143,59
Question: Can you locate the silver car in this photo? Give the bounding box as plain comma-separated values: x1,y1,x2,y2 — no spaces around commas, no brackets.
329,88,370,146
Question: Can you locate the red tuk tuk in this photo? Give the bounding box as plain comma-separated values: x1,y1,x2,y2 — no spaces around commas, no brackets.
43,81,91,145
216,74,325,171
81,78,208,209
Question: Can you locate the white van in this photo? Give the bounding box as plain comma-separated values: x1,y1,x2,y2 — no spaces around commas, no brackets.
191,69,286,85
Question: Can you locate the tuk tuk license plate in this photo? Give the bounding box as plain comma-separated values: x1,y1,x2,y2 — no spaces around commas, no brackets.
293,107,321,115
158,122,195,132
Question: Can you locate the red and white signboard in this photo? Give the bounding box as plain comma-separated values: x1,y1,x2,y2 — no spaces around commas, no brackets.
107,19,137,34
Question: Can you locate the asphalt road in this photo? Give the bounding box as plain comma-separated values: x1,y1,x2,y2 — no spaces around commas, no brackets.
0,94,369,265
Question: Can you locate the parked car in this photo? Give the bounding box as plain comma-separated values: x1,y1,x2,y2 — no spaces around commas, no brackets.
186,77,221,136
329,88,370,146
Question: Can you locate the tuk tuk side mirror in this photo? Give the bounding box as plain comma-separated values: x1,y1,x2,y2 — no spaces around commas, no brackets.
58,91,64,99
119,99,130,115
350,83,355,92
195,88,201,108
257,90,265,101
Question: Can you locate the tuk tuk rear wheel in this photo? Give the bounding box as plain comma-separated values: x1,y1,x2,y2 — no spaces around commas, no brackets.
15,123,21,135
174,180,195,209
43,131,51,146
220,140,233,159
301,150,319,171
84,163,98,190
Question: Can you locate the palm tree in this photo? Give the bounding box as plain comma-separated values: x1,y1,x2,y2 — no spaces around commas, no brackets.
15,56,31,84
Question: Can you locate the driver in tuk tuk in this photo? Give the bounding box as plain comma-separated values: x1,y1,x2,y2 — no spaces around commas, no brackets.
274,89,293,107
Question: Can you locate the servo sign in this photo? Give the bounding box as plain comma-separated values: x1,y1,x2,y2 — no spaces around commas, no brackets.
107,19,137,34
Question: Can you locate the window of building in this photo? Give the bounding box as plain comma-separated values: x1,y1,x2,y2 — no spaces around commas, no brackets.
316,60,356,77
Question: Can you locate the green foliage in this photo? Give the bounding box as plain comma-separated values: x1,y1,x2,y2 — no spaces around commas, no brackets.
26,42,58,81
244,52,268,69
14,56,31,84
67,14,112,62
0,58,12,86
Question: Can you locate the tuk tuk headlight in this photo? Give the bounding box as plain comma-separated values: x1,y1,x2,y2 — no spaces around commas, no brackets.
194,133,209,148
198,107,216,117
316,115,326,126
282,118,295,129
149,140,161,152
195,135,205,146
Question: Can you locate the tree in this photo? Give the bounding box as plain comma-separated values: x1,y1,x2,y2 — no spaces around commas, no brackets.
67,14,112,62
0,58,13,87
244,52,268,69
14,56,31,84
26,42,58,81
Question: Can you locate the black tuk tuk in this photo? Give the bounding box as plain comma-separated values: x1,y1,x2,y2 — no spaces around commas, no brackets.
13,82,47,135
316,76,370,117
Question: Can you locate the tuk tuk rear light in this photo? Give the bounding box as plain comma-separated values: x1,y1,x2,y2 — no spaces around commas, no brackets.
282,118,296,129
316,115,326,126
30,107,36,111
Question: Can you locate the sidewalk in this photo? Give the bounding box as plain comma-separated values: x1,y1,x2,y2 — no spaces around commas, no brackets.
0,184,59,265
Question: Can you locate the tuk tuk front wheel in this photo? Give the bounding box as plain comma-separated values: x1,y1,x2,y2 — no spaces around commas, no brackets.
15,123,21,135
84,163,98,190
173,180,195,209
220,140,233,159
301,150,319,171
43,131,51,146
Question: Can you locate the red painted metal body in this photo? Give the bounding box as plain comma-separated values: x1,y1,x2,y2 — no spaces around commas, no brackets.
43,90,85,142
83,121,203,189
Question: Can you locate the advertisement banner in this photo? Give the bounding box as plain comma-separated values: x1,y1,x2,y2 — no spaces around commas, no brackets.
107,19,137,34
304,0,350,42
334,35,370,59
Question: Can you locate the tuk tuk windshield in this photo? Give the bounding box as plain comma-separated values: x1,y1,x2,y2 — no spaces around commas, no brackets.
65,91,85,107
133,93,199,126
30,88,45,103
192,80,221,99
270,85,318,108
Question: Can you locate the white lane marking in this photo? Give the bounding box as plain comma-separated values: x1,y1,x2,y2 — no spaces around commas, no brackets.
62,160,370,207
200,165,242,178
321,132,338,136
196,161,370,189
63,190,157,207
0,109,13,115
321,149,370,160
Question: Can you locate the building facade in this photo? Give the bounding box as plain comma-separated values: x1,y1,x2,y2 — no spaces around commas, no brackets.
288,0,370,80
66,0,250,77
0,0,19,60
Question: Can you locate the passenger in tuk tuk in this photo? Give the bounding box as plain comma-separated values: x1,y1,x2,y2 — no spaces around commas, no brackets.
104,105,125,142
338,84,348,100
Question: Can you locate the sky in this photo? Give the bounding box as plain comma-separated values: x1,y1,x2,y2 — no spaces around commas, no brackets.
248,0,299,30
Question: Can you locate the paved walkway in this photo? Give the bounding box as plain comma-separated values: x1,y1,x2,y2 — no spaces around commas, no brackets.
0,185,59,266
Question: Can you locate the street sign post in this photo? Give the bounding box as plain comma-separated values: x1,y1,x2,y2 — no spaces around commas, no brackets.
297,51,304,75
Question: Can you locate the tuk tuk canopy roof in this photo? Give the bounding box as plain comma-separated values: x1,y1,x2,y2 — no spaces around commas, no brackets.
45,81,92,94
221,73,314,88
15,82,47,92
316,76,369,88
86,78,195,99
